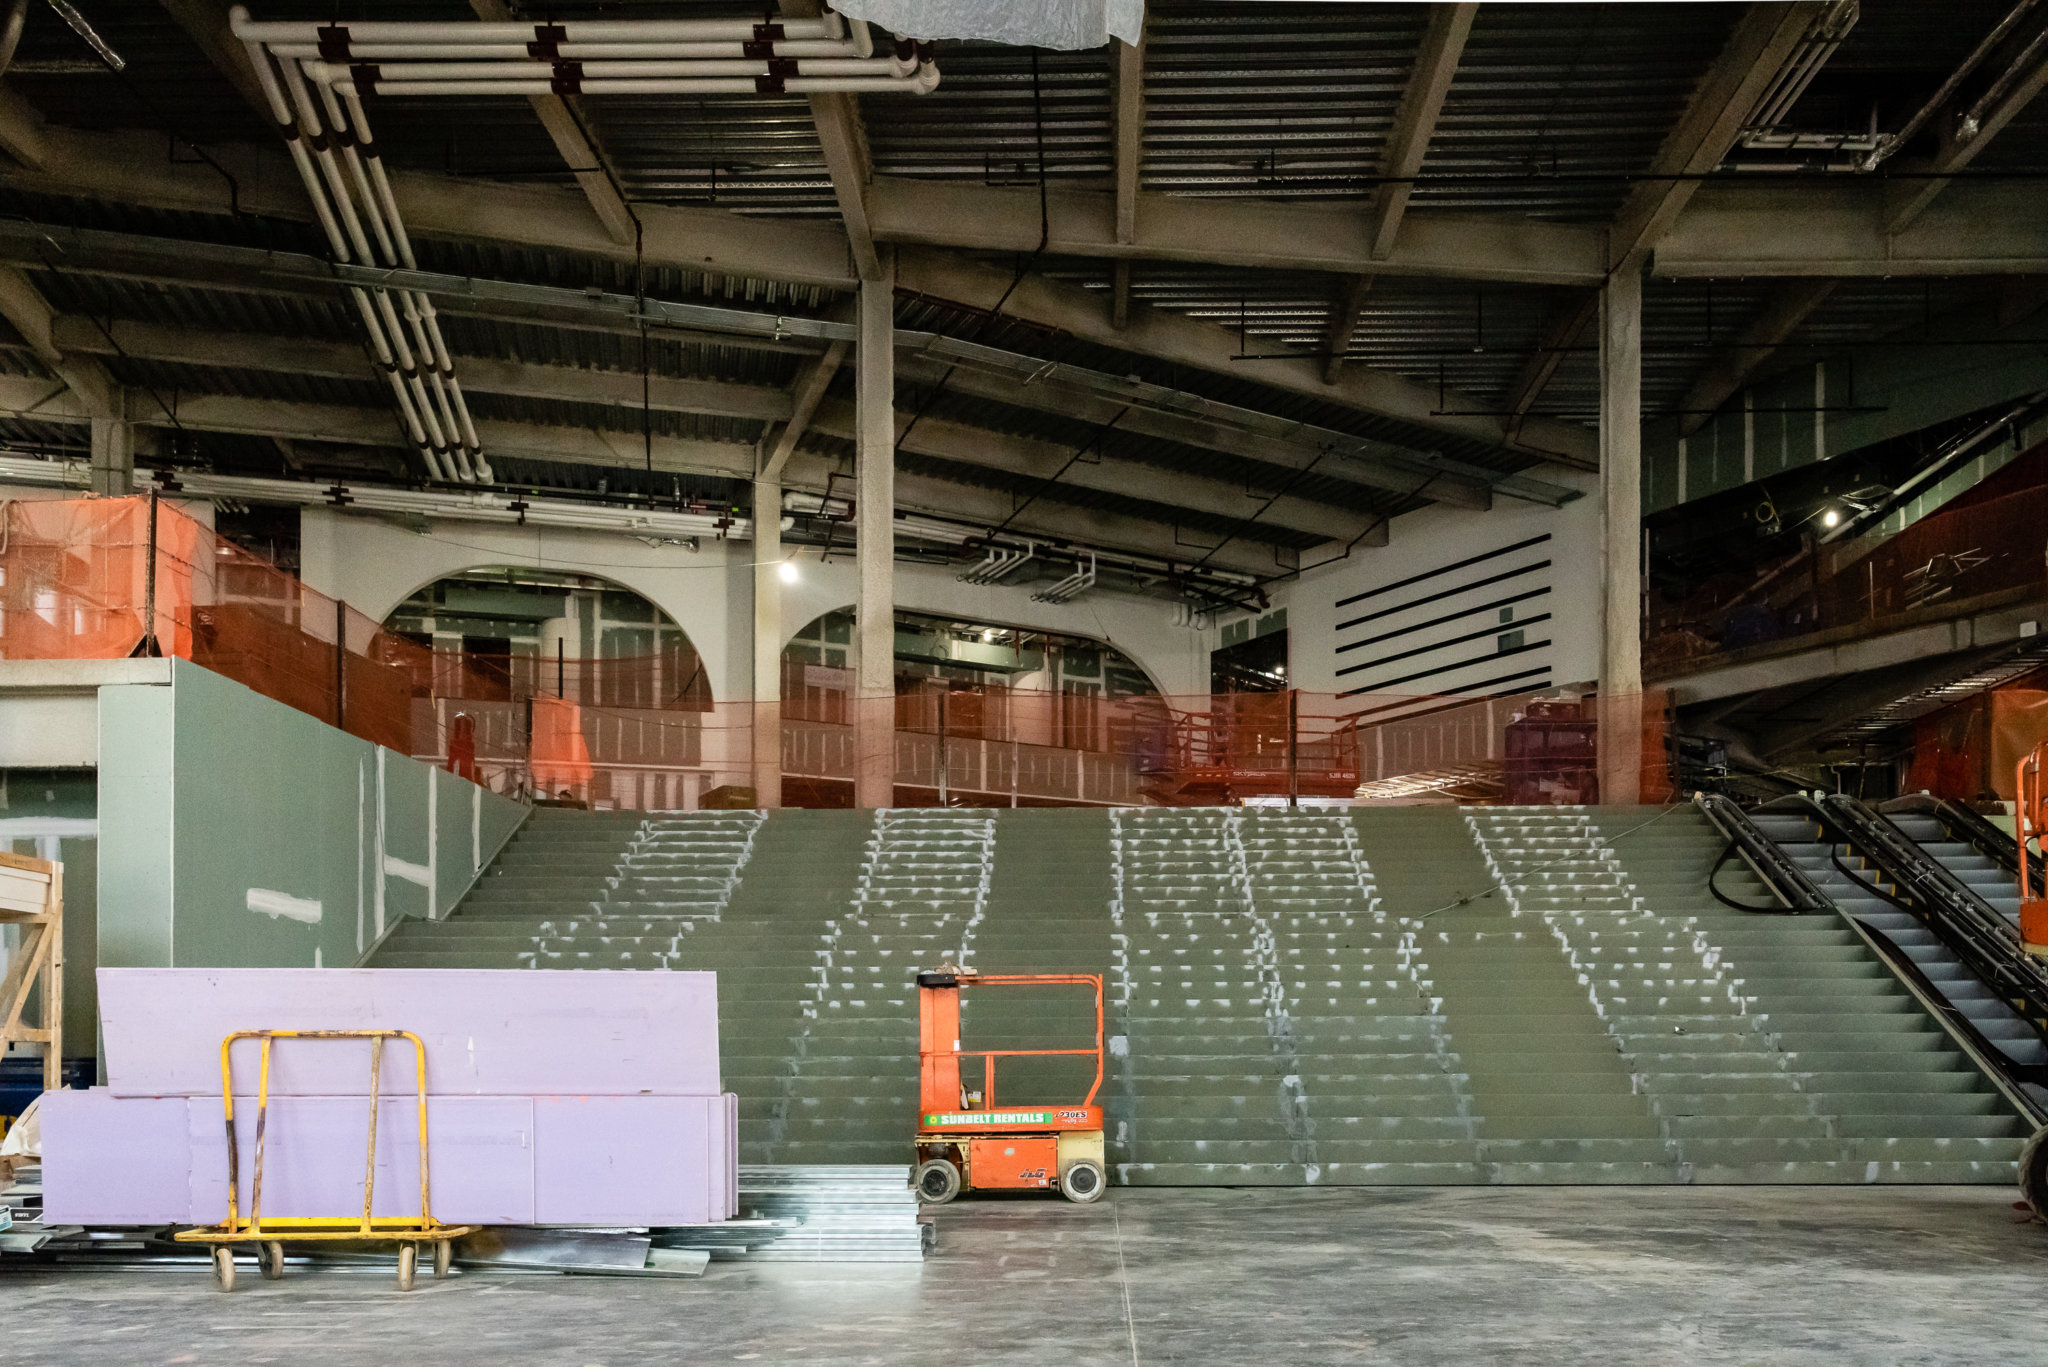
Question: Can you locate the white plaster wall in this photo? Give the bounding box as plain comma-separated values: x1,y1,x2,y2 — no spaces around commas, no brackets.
1268,470,1603,697
300,509,1213,702
301,509,756,702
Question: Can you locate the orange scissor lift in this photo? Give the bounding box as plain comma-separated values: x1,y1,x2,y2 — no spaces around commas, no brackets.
2014,741,2048,955
912,968,1107,1205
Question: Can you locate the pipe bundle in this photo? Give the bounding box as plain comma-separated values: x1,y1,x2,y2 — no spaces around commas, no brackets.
232,10,939,99
226,8,939,483
233,7,488,482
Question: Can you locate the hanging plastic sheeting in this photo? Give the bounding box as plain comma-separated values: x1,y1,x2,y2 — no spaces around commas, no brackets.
830,0,1142,49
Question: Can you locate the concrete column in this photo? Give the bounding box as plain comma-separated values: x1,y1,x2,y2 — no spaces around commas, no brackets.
854,255,896,809
752,474,784,809
1598,259,1644,805
89,393,132,496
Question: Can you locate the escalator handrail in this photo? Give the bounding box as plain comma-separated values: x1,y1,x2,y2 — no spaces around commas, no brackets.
1693,792,1833,913
1805,793,2048,1041
1881,793,2028,880
1851,919,2048,1129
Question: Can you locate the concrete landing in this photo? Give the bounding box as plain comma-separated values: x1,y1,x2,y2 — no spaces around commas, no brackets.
2,1187,2042,1366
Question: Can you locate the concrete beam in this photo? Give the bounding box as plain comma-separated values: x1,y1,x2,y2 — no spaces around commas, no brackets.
1885,38,2048,233
896,248,1599,468
1501,288,1599,454
48,315,793,422
869,174,1605,287
469,0,637,247
0,374,759,478
1321,275,1373,386
780,0,880,282
0,81,46,170
1675,278,1839,437
1654,180,2048,278
0,121,862,293
1609,3,1827,269
1369,3,1476,260
0,267,114,417
760,340,849,484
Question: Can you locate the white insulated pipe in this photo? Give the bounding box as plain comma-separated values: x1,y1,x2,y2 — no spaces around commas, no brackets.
268,40,874,61
230,15,846,44
302,56,919,82
241,32,451,481
349,69,940,98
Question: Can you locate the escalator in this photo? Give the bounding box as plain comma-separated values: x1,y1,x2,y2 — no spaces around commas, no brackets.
1697,792,2048,1207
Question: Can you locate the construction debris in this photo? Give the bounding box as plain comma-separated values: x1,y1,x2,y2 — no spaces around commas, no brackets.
0,1164,929,1277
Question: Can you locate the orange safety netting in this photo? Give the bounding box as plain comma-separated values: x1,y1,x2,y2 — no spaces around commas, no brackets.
2,496,1677,811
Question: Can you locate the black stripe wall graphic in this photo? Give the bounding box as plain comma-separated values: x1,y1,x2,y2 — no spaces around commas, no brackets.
1333,533,1555,709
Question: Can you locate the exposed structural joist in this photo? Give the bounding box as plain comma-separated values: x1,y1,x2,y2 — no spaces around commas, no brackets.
1110,29,1145,329
780,0,882,282
0,267,114,418
0,374,760,479
809,398,1375,550
1325,2,1475,384
1508,0,1830,425
0,215,1588,475
896,249,1597,467
468,0,636,246
760,340,849,483
1678,9,2048,434
780,453,1285,580
44,315,794,422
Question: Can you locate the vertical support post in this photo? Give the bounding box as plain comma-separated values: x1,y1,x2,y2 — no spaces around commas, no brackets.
556,637,565,698
88,401,132,496
1287,688,1299,808
1599,258,1645,805
137,489,160,658
854,254,897,809
334,597,347,732
937,687,949,807
752,474,784,808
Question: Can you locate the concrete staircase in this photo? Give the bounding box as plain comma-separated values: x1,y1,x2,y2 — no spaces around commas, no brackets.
1588,805,2018,1180
367,802,2027,1184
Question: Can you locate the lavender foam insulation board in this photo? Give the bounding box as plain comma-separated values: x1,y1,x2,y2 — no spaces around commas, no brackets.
40,1090,192,1226
98,968,720,1098
41,1090,739,1226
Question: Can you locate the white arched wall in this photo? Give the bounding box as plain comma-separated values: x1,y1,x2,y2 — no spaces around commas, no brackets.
300,509,1215,703
781,552,1209,698
300,508,754,703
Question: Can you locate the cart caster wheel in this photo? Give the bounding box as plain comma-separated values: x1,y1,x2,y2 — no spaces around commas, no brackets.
211,1247,236,1292
2021,1124,2048,1219
260,1241,286,1281
1059,1159,1106,1204
396,1243,418,1292
914,1158,962,1205
433,1239,453,1279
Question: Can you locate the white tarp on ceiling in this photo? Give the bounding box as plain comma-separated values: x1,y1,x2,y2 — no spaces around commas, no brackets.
831,0,1143,49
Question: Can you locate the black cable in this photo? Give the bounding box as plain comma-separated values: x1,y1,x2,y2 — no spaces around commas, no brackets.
1706,840,1795,914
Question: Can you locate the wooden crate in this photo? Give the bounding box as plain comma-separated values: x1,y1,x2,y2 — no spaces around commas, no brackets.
0,851,62,1091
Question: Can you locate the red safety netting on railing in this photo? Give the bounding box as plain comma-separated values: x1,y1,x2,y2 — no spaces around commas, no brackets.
1,496,1677,811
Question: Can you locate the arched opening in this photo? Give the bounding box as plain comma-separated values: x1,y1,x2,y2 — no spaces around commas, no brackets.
382,567,715,811
781,607,1164,807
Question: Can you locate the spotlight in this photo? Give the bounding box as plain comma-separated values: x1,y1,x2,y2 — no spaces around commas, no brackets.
778,561,799,584
1821,507,1841,528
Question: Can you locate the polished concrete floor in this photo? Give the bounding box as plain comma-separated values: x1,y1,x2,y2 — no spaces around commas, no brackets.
5,1187,2045,1366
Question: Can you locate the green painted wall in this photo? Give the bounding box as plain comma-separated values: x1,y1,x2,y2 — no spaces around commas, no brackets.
1643,309,2048,515
0,770,98,1058
97,660,527,976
